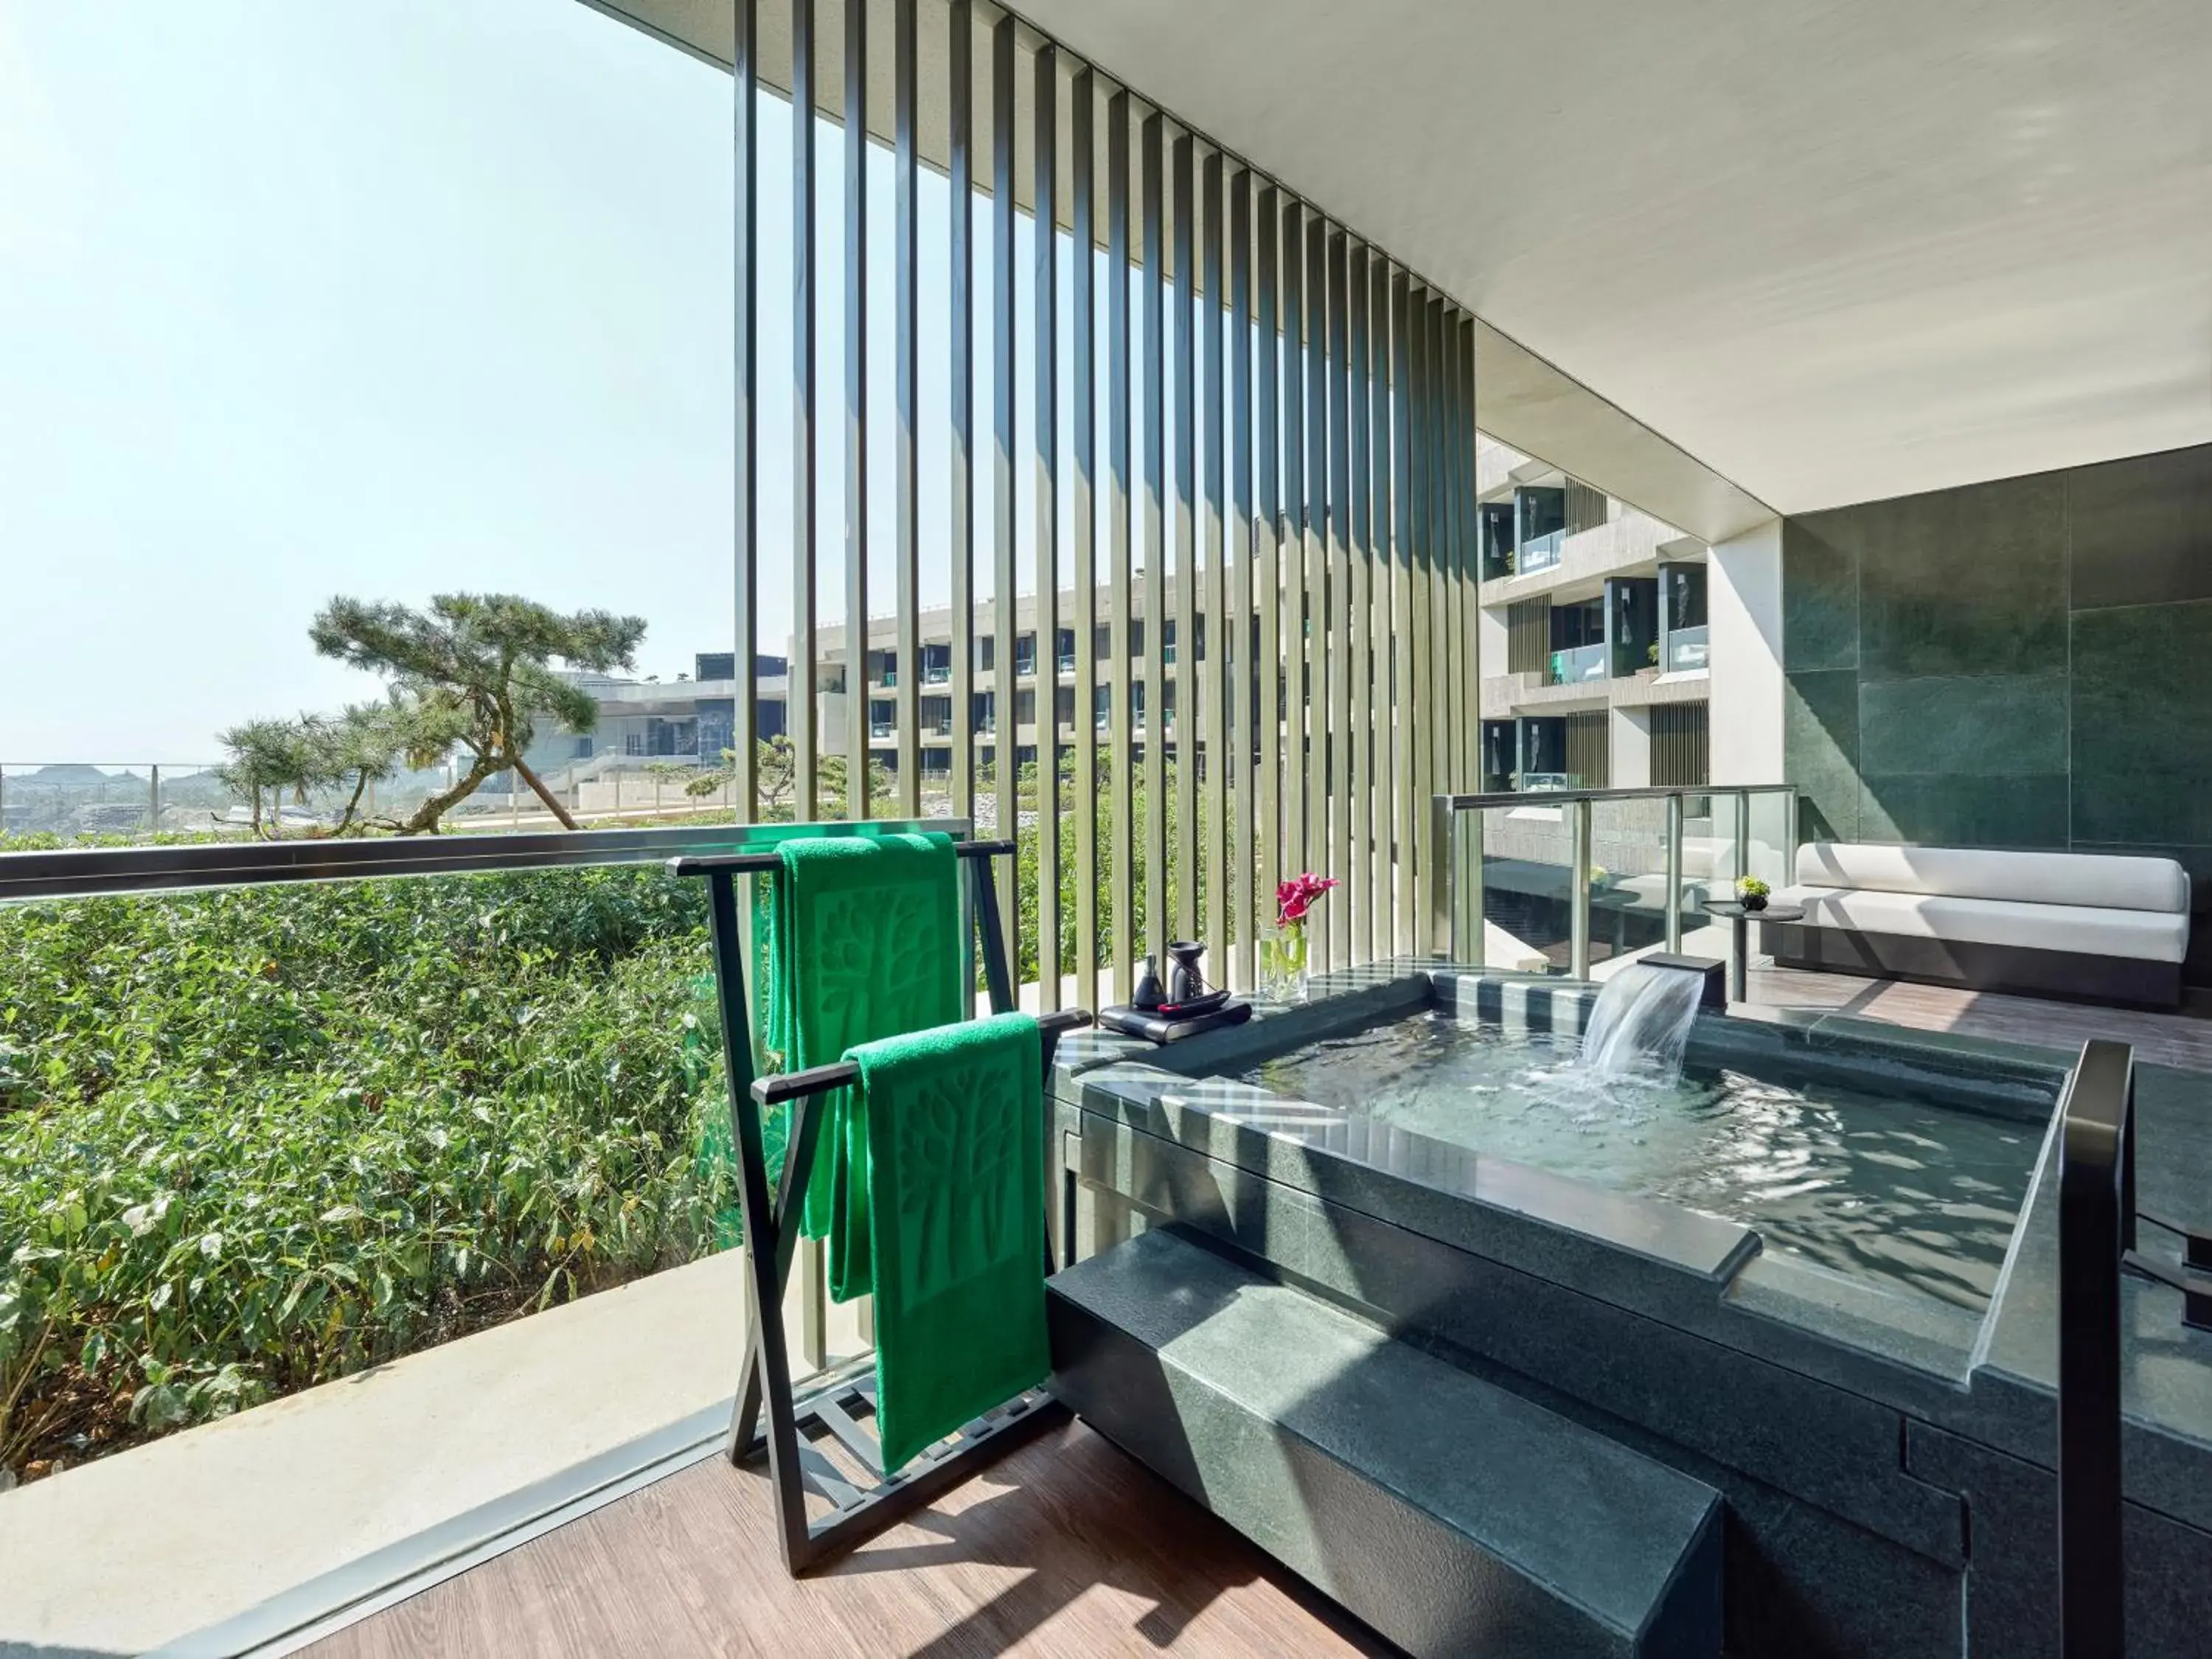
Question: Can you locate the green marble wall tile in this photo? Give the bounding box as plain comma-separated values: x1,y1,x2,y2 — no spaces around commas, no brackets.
1785,669,1860,843
2072,601,2212,848
2068,445,2212,611
1858,672,2067,778
1858,773,2070,849
1844,473,2068,681
1781,519,1858,672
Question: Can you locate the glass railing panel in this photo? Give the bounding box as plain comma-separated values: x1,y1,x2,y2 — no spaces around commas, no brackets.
1744,787,1796,894
1588,796,1670,972
1,764,164,843
0,818,975,1490
1478,799,1572,972
1547,642,1608,686
1665,625,1710,672
1517,530,1566,573
0,860,731,1486
1675,792,1735,961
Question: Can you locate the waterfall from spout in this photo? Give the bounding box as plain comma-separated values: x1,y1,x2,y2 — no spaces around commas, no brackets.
1578,961,1705,1082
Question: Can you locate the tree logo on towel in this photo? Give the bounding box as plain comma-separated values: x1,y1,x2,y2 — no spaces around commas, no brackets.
894,1060,1024,1305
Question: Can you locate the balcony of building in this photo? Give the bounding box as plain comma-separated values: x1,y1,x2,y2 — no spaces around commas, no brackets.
10,0,2212,1654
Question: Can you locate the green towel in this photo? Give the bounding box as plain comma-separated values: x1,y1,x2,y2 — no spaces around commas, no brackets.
844,1012,1048,1473
754,833,964,1299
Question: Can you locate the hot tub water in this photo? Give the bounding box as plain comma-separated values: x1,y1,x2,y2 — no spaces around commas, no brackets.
1241,1011,2039,1311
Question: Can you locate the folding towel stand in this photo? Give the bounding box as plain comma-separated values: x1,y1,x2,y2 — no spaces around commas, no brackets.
670,837,1093,1575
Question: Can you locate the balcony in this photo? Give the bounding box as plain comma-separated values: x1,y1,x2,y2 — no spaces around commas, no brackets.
3,803,2203,1659
1665,625,1710,672
1515,529,1566,574
1547,641,1608,686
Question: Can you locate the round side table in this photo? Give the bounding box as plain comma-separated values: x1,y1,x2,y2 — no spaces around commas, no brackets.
1701,900,1806,1002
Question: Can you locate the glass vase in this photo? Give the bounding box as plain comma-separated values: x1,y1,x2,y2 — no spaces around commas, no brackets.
1259,928,1310,1004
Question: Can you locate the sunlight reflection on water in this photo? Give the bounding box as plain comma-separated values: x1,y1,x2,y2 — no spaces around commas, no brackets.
1243,1015,2038,1311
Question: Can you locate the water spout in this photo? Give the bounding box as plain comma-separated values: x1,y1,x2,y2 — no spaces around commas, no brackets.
1579,961,1706,1082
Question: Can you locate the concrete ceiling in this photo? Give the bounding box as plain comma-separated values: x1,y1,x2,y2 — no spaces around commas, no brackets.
585,0,2210,527
586,0,1779,539
1004,0,2212,516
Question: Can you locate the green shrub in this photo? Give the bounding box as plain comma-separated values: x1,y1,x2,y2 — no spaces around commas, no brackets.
0,868,734,1481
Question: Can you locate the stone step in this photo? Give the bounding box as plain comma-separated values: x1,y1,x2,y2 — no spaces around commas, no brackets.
1048,1227,1723,1658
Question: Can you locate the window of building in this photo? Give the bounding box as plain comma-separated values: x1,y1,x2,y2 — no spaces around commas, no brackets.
1478,501,1517,580
1547,599,1607,686
1516,486,1568,571
1660,564,1709,673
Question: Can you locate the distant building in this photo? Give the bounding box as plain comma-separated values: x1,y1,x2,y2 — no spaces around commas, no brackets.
528,653,788,779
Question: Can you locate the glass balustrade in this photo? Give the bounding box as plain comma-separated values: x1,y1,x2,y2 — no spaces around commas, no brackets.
1665,625,1710,672
1432,782,1800,981
1548,642,1608,686
1517,529,1566,572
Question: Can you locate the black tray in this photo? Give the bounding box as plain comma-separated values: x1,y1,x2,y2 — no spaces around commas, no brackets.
1097,998,1254,1045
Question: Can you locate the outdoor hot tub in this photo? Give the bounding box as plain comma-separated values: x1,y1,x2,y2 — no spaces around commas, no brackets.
1238,992,2045,1316
1046,963,2212,1658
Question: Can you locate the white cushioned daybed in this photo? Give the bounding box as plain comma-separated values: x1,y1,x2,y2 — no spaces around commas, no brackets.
1765,842,2192,1009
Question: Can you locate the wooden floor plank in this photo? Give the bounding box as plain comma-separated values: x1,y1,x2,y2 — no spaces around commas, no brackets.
304,1419,1397,1659
1745,964,2212,1074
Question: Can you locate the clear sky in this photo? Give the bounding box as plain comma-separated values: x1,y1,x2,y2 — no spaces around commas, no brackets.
0,0,1095,764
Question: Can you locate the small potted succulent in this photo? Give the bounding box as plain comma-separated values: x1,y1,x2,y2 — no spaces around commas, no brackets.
1736,875,1772,913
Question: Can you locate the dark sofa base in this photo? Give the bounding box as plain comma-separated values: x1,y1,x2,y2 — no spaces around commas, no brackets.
1764,922,2183,1010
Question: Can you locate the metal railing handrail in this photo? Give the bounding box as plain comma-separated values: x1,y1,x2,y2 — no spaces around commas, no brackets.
1429,782,1798,978
1433,782,1795,813
2056,1037,2212,1658
2056,1037,2133,1658
0,818,968,903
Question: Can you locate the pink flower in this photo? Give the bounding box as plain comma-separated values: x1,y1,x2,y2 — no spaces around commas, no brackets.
1276,871,1338,928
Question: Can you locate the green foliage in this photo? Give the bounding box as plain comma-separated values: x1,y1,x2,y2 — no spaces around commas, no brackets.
1737,876,1771,900
310,593,643,748
215,701,421,838
293,592,647,834
1009,751,1216,985
0,868,731,1481
687,737,894,823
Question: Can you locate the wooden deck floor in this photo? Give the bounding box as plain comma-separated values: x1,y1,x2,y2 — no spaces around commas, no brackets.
304,1418,1396,1659
1745,962,2212,1073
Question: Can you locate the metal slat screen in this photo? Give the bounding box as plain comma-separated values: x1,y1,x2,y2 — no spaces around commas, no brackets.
1506,598,1550,676
731,0,1481,996
1649,702,1711,787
